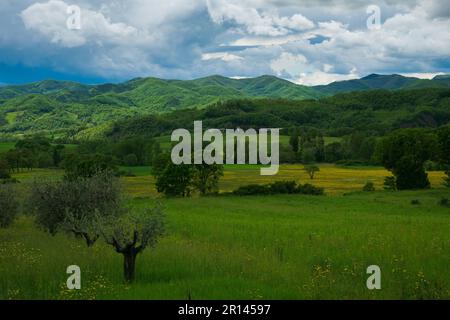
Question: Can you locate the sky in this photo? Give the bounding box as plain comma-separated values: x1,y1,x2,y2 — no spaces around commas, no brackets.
0,0,449,85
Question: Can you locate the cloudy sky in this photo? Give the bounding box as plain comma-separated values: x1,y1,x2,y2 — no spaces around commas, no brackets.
0,0,449,85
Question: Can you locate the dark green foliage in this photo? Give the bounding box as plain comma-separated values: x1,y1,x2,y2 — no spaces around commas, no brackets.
123,154,138,166
439,198,449,207
437,126,450,165
233,184,272,196
443,171,450,188
155,162,194,197
63,153,118,181
0,184,19,228
378,129,438,190
325,142,344,163
192,163,224,195
289,131,300,153
233,181,324,196
0,156,10,179
296,183,325,195
153,154,224,197
383,176,397,191
29,173,123,246
363,182,376,192
411,199,421,205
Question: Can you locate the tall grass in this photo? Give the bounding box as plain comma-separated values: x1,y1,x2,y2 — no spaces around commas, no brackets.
1,188,449,299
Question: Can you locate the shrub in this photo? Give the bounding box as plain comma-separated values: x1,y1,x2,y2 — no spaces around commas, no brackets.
233,184,272,196
411,199,421,205
269,181,298,194
384,176,397,191
0,184,19,228
233,181,324,196
439,198,449,207
363,182,376,192
296,183,325,195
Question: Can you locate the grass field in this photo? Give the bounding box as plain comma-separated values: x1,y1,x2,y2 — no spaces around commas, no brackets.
0,165,449,300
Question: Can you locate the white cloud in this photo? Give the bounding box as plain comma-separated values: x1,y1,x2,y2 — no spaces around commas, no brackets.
202,52,244,62
21,0,140,48
206,0,314,36
400,72,446,80
295,70,360,86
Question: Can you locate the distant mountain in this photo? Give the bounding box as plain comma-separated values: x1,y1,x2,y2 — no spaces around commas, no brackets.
432,74,450,86
313,74,449,95
1,73,450,138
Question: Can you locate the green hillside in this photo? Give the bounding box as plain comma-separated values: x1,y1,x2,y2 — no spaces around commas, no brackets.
313,74,449,95
1,74,450,139
106,88,450,140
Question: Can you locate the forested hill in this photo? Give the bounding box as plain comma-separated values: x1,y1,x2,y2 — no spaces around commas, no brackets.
0,74,449,139
105,88,450,140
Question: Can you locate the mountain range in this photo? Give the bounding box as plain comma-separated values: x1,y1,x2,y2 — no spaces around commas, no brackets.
0,73,449,138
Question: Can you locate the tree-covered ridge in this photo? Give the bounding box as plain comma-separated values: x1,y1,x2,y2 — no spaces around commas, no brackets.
107,88,450,140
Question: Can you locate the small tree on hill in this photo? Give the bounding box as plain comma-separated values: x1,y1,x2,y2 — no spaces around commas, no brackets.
304,165,320,180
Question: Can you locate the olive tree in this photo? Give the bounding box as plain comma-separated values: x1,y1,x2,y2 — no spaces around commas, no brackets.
100,206,166,282
29,173,123,246
0,184,19,228
304,165,320,180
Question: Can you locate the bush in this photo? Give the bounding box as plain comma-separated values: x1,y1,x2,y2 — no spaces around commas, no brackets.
269,181,298,194
233,184,272,196
439,198,449,207
411,199,421,205
363,182,376,192
233,181,324,196
0,184,19,228
296,183,325,195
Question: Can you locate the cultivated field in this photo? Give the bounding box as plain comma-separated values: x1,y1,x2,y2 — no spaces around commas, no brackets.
0,166,449,300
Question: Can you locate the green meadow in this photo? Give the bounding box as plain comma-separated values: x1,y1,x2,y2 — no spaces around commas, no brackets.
0,166,449,300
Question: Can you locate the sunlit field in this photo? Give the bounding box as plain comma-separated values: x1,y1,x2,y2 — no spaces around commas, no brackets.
0,165,449,300
118,164,446,198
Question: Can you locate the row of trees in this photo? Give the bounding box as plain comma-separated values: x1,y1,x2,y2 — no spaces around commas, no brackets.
153,154,224,197
288,129,377,164
0,136,163,178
